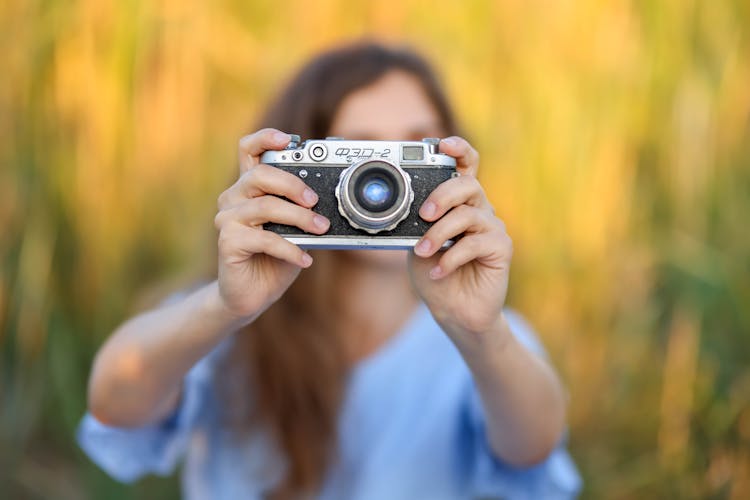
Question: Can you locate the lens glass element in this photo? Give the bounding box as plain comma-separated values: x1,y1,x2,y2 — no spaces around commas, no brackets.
356,172,395,212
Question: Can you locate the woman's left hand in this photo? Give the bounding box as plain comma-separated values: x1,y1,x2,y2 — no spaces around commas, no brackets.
408,136,513,341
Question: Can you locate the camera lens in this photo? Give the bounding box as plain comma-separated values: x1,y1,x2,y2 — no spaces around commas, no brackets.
335,160,414,233
355,170,396,212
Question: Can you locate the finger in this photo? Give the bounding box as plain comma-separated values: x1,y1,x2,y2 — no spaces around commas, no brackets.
237,128,291,174
419,175,491,222
439,136,480,176
218,222,312,268
218,163,318,210
429,232,512,280
243,164,319,206
215,196,330,234
414,205,493,257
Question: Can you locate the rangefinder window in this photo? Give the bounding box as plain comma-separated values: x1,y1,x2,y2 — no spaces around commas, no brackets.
402,146,424,161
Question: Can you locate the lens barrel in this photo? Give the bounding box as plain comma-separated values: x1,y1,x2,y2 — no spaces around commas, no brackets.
335,160,413,233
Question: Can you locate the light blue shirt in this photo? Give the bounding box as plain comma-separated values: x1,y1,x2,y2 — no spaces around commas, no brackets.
78,304,581,499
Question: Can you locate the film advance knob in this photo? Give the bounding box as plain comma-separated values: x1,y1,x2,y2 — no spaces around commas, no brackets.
421,137,441,154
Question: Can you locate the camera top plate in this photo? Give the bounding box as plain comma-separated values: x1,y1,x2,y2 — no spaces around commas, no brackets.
260,137,457,168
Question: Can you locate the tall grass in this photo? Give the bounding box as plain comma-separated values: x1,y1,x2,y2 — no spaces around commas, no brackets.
1,1,749,498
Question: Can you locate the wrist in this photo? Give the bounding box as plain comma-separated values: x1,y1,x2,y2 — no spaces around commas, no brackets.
201,281,257,332
442,312,516,364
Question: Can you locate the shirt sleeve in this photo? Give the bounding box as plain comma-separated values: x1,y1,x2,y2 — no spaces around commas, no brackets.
76,339,228,483
465,309,582,499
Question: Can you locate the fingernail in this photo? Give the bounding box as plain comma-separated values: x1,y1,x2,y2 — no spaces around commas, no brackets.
441,137,457,147
273,131,290,144
415,239,431,255
421,201,437,219
303,188,318,205
429,265,443,279
313,215,329,230
301,253,313,267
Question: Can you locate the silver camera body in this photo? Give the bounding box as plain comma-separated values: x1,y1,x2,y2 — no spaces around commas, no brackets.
260,136,457,249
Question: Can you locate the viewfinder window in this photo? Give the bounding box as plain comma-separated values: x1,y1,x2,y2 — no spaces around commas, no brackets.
402,146,424,161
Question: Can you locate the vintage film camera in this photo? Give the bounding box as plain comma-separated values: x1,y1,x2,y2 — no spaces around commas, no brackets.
260,136,458,249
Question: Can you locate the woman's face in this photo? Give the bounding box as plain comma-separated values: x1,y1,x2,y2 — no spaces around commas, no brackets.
326,70,446,269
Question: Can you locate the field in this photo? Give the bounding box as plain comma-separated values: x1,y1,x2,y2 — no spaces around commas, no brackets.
1,1,749,498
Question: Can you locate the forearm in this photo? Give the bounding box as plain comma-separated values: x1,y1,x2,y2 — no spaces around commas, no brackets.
87,281,249,427
447,313,567,467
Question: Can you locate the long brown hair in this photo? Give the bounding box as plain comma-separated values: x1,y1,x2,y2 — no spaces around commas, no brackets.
224,42,459,498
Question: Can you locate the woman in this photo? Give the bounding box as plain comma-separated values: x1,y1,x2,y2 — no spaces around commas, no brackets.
78,42,581,499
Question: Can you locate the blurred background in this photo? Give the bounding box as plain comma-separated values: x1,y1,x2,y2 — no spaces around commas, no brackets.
1,0,749,498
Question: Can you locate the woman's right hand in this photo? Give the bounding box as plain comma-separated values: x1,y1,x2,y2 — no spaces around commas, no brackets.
213,128,330,322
